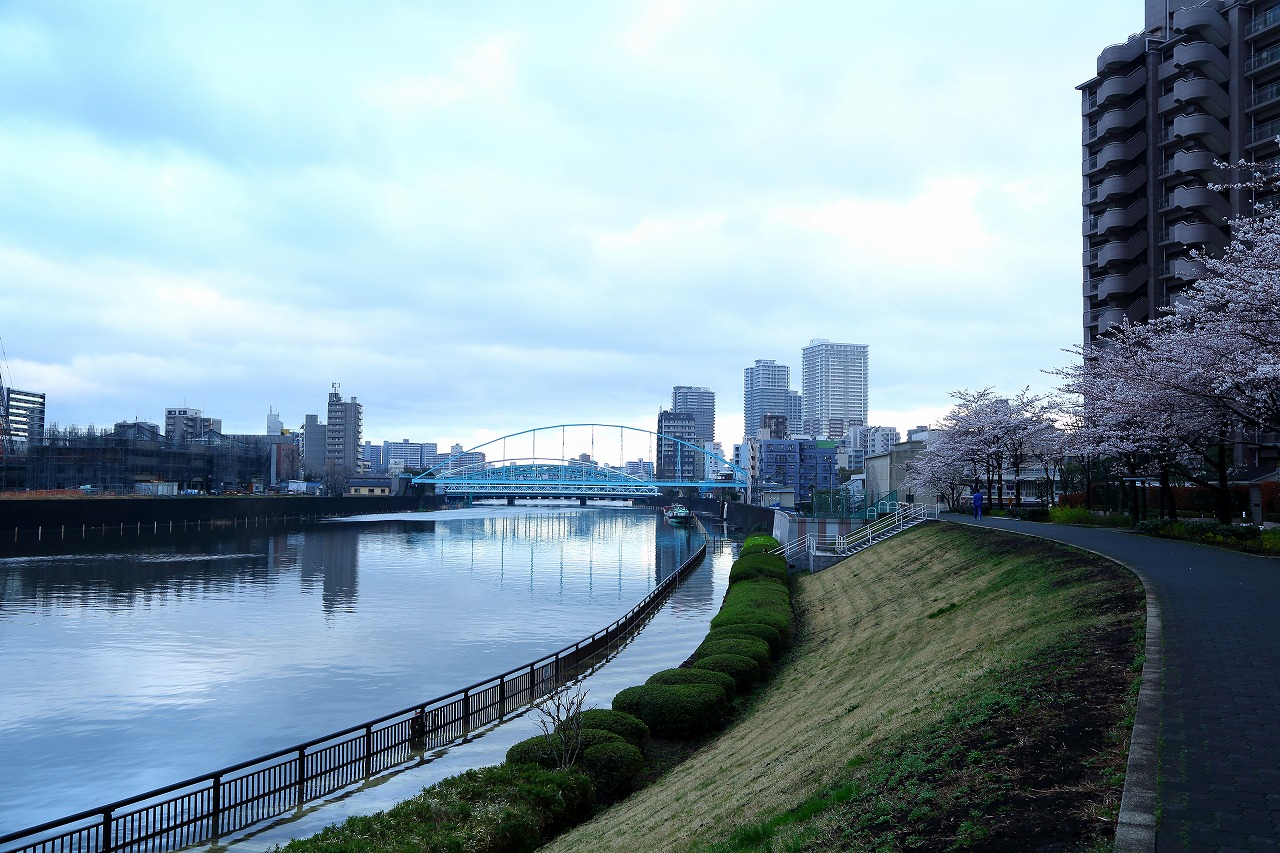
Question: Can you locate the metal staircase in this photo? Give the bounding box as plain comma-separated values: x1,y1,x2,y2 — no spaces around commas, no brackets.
773,502,939,573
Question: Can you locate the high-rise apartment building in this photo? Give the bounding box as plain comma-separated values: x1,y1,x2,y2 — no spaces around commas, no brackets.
165,407,221,441
671,386,716,443
1080,2,1280,342
325,384,363,470
744,359,801,441
1,387,45,454
801,339,869,439
301,414,326,476
656,409,699,481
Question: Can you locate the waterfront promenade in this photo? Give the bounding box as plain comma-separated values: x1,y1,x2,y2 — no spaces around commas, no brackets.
955,516,1280,852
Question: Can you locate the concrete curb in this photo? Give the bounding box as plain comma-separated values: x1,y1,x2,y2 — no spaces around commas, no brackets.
945,519,1160,851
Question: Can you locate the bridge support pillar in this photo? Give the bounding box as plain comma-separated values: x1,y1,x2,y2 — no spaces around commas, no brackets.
507,497,516,506
579,497,587,506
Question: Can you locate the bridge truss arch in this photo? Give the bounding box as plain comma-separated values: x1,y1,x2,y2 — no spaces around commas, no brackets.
410,423,748,499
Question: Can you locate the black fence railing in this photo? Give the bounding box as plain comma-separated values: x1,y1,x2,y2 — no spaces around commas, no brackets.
0,520,708,853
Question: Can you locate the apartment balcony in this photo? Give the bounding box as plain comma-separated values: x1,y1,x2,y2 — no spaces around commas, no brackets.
1172,5,1230,47
1085,132,1148,174
1247,43,1280,76
1085,199,1147,237
1158,76,1229,119
1086,100,1147,143
1161,257,1206,281
1160,220,1227,251
1158,42,1229,83
1085,166,1145,205
1161,113,1229,154
1249,4,1280,39
1086,230,1148,268
1086,264,1150,301
1161,184,1230,224
1098,35,1148,75
1085,66,1147,115
1248,115,1280,147
1161,147,1219,178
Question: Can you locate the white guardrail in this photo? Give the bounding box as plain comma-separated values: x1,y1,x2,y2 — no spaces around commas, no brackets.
772,503,940,562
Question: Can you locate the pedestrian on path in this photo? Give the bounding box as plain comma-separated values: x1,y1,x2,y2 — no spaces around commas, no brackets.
972,489,983,519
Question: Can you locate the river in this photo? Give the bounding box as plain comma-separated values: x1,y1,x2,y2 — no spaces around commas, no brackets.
0,504,737,846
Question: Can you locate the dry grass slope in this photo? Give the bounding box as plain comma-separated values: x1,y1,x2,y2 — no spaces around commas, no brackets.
544,521,1139,852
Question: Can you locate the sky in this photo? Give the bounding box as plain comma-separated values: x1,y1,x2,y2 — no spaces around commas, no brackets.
0,1,1143,453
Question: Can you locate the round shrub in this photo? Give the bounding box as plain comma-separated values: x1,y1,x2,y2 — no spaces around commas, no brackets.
505,728,624,769
707,623,783,657
564,708,650,751
728,552,788,584
612,683,730,738
724,576,790,603
693,653,761,691
743,534,781,551
645,666,736,699
580,740,645,800
711,606,792,643
696,635,772,669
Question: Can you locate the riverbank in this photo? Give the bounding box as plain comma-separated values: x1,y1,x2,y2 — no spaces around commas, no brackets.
545,521,1144,850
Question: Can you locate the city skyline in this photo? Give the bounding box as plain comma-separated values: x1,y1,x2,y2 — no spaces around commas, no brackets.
0,3,1140,451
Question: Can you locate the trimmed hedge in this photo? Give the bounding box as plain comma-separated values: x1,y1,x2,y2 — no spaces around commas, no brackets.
645,666,737,699
612,683,730,737
695,635,772,670
724,576,790,603
563,709,650,751
711,606,792,643
580,741,645,799
505,727,625,769
706,623,783,657
743,534,781,550
693,653,761,691
728,551,788,584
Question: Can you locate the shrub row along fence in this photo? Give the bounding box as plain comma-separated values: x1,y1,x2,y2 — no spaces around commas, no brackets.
0,521,708,853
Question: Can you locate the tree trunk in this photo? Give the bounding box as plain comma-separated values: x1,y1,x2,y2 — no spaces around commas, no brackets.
1160,466,1176,519
1215,436,1233,524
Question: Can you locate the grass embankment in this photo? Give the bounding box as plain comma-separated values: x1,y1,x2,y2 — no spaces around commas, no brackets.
546,522,1144,851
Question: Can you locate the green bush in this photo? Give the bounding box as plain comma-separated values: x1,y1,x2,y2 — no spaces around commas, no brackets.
723,579,791,612
706,622,783,657
280,763,593,853
563,708,650,751
711,606,792,643
1005,506,1050,522
580,741,645,800
693,652,761,691
505,728,624,769
646,666,736,699
1048,506,1131,527
612,683,730,737
696,635,772,669
728,551,789,584
743,534,780,551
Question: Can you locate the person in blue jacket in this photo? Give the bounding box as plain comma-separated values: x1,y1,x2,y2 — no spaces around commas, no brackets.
972,488,983,519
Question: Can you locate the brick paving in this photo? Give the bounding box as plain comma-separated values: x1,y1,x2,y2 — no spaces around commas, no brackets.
954,517,1280,851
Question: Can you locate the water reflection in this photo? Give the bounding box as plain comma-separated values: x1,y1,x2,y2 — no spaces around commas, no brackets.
0,506,701,836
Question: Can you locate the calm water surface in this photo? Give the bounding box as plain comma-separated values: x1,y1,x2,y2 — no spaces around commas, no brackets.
0,505,727,838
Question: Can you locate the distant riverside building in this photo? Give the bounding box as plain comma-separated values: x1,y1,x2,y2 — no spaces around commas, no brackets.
362,441,384,471
907,425,932,446
267,408,284,436
1,387,46,455
300,414,326,477
656,409,699,481
801,339,868,440
671,386,716,444
757,438,837,505
325,384,362,471
165,407,221,442
760,413,789,440
1079,2,1280,341
744,359,802,441
625,459,655,480
383,439,437,471
863,426,901,456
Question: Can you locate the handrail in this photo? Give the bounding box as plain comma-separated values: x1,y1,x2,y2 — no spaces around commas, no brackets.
0,515,709,853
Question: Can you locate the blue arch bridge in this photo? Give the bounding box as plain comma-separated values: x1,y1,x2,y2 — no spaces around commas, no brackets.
410,423,749,504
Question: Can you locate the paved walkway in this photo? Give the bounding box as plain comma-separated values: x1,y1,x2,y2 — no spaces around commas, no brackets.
952,516,1280,851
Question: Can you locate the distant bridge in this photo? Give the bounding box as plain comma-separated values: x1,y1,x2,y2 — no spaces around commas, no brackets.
410,424,748,501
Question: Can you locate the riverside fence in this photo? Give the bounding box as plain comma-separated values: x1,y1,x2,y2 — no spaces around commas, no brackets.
0,520,709,853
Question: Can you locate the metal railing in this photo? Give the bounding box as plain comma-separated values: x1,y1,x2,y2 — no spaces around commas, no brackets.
0,519,709,853
772,503,938,565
